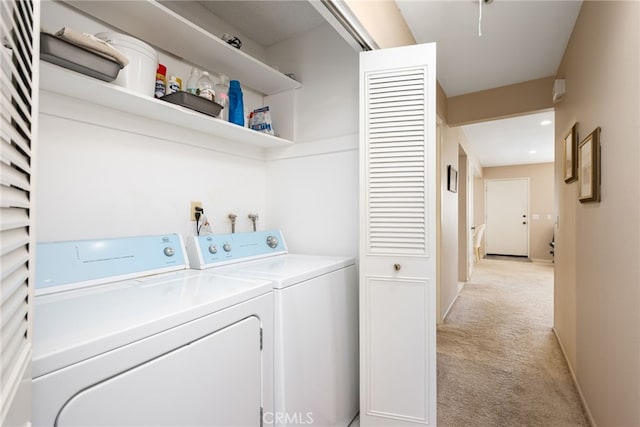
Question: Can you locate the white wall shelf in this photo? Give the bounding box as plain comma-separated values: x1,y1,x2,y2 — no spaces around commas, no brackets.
40,61,294,149
63,0,302,96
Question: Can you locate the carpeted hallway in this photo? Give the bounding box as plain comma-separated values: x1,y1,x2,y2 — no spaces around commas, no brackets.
437,259,590,426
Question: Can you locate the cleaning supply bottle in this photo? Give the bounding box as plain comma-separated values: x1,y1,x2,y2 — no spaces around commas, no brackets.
186,67,200,95
228,79,244,126
214,73,230,121
166,75,182,95
196,71,215,101
155,64,166,98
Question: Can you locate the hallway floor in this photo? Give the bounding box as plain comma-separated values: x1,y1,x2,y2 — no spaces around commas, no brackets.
437,259,589,426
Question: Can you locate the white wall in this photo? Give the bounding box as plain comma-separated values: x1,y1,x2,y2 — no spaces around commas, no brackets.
265,24,359,257
266,24,359,144
265,137,358,257
36,2,274,242
37,4,360,257
36,111,268,241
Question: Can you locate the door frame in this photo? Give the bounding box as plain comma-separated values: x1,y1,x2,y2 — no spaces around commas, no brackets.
457,150,472,283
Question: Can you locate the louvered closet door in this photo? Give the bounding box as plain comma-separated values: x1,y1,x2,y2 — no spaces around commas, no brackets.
359,43,436,426
0,0,39,424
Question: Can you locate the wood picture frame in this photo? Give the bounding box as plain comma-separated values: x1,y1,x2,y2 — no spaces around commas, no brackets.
563,123,578,183
578,127,601,203
447,165,458,193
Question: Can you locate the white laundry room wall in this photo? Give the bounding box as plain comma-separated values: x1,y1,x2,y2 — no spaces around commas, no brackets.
37,2,359,255
36,1,272,242
264,24,359,257
36,112,268,241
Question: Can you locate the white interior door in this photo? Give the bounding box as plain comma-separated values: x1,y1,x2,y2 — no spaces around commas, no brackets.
485,178,529,256
359,43,437,426
1,1,39,424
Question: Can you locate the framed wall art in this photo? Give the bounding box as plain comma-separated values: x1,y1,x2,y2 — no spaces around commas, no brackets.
578,127,601,203
447,165,458,193
563,123,578,183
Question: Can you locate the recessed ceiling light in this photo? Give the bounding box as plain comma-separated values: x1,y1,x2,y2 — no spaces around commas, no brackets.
528,150,537,154
540,120,552,126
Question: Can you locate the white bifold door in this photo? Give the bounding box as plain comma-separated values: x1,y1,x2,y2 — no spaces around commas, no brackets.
359,43,437,426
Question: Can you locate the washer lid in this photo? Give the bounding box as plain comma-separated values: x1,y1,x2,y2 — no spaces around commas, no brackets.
216,254,356,289
32,270,272,378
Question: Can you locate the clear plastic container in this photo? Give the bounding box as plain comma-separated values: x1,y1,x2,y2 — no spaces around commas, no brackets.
196,71,215,101
214,73,230,121
186,67,200,95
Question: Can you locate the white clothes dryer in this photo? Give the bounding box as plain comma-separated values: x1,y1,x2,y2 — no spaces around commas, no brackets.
187,230,359,427
32,234,274,426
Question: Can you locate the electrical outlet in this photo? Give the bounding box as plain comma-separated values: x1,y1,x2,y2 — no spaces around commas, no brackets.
190,201,202,221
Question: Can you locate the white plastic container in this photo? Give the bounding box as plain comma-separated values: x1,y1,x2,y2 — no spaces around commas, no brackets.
95,32,158,97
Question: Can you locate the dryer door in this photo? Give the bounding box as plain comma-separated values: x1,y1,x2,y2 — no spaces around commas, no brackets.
56,316,262,426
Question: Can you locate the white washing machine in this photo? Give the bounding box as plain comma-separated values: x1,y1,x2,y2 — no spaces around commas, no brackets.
186,230,359,427
32,234,274,426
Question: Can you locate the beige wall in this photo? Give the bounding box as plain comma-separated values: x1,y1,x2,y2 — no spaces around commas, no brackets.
447,77,555,126
553,2,640,426
438,121,461,320
345,0,448,122
458,153,469,281
436,81,448,124
479,163,555,261
344,0,415,49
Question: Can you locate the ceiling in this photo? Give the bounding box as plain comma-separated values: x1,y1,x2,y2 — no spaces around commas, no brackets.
196,0,582,168
393,0,581,168
396,0,582,98
462,111,555,167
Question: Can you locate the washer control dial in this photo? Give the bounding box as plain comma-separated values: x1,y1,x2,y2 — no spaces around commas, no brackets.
208,245,218,254
223,243,232,252
266,235,279,249
163,247,175,257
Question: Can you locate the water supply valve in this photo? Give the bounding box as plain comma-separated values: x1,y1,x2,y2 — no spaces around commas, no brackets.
228,213,237,233
248,213,259,232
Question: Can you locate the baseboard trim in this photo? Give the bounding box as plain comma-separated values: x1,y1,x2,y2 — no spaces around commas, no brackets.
442,287,462,322
531,258,554,264
552,327,596,427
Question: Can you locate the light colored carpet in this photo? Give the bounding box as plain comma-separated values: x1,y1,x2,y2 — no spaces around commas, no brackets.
437,259,590,427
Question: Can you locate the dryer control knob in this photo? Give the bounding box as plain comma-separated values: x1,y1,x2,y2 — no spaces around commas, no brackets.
266,236,279,248
164,247,175,257
223,243,232,252
208,245,218,254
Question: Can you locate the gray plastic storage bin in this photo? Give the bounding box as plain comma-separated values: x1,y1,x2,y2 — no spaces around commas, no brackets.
40,33,122,82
